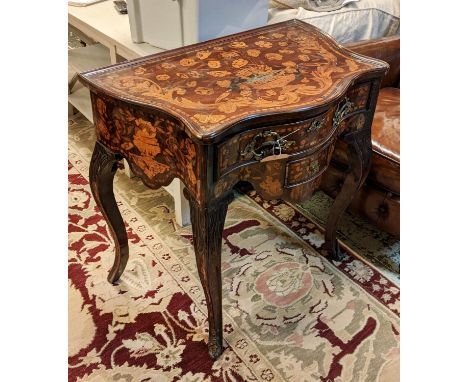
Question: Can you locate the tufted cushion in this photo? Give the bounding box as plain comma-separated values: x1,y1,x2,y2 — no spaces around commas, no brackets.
320,165,400,236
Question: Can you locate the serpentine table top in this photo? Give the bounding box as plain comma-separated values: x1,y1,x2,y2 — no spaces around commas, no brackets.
80,19,385,140
80,19,388,360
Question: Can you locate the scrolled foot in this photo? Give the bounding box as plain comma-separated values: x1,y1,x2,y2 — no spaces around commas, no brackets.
186,191,232,360
107,246,129,285
326,239,345,262
208,335,224,360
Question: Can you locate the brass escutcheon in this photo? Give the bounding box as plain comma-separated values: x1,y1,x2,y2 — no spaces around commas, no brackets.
333,97,354,129
307,118,325,133
310,160,319,174
241,130,296,161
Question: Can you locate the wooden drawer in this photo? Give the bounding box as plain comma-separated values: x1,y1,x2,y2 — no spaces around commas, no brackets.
217,108,335,176
285,139,335,187
216,82,370,177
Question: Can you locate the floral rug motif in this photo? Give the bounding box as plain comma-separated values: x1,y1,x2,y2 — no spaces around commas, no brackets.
69,115,399,381
69,161,257,382
240,190,399,314
296,195,400,282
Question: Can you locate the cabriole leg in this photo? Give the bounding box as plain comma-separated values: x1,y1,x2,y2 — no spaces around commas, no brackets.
185,191,233,360
89,141,129,284
325,129,372,260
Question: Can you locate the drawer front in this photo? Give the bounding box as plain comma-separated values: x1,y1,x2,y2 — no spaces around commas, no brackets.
217,108,334,176
285,140,335,187
216,82,370,177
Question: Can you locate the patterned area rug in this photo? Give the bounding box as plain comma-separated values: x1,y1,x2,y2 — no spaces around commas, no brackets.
69,115,400,381
296,196,399,282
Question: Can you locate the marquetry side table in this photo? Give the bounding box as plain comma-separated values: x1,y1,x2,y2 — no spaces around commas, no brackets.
79,19,388,359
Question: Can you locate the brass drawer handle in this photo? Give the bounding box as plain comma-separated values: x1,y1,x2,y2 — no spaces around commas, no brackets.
241,129,297,161
307,117,325,133
333,97,354,129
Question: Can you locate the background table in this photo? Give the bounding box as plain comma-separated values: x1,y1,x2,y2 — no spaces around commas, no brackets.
68,0,190,226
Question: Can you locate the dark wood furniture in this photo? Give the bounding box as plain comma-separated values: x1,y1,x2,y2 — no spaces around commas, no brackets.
79,20,388,359
322,36,400,236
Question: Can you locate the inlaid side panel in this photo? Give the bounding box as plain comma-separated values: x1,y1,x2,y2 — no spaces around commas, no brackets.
347,83,370,112
341,113,367,135
91,94,201,197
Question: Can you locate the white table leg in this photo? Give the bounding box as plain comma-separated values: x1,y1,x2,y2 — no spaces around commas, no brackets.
122,160,190,227
68,102,77,116
165,178,191,227
123,159,135,178
110,44,118,64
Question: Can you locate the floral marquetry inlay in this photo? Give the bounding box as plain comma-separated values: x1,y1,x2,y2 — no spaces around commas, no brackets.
92,95,200,196
80,20,387,139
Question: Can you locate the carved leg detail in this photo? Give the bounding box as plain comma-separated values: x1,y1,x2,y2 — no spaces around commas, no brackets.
325,129,372,261
185,191,233,360
89,141,129,284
